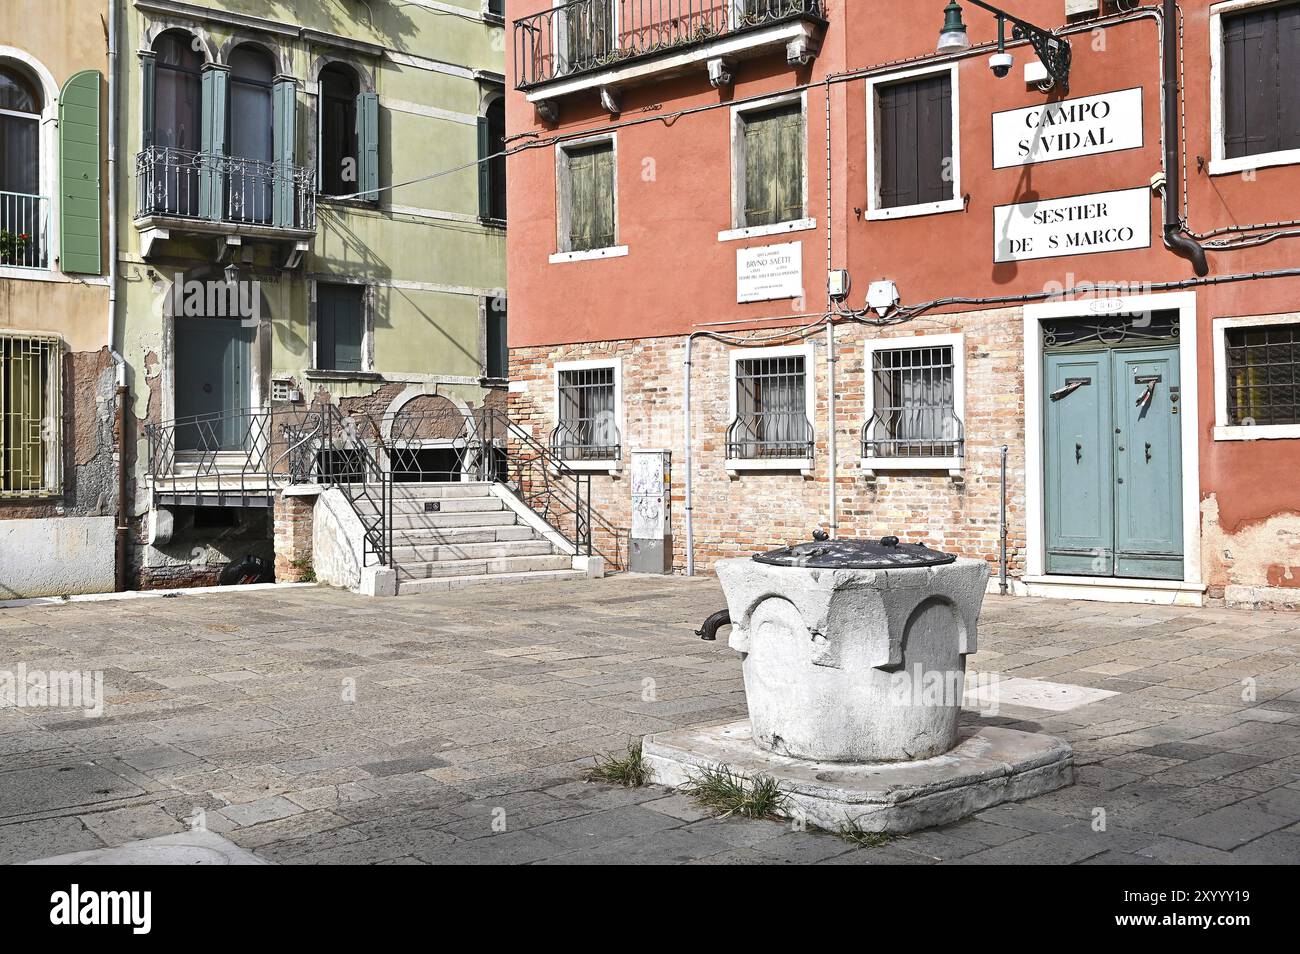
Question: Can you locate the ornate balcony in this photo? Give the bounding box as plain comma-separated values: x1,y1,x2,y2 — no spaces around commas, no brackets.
134,146,316,261
514,0,827,115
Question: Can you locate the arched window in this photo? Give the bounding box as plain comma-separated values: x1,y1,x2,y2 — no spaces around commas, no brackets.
483,97,506,222
0,63,43,267
152,32,202,152
227,44,275,224
319,63,359,197
149,32,203,217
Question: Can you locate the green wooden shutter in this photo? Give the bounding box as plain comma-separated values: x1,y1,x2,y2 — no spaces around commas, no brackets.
744,111,778,227
140,53,156,150
593,144,614,248
58,70,102,274
272,77,297,227
776,104,803,223
199,65,228,220
567,147,593,250
356,91,379,202
477,115,491,220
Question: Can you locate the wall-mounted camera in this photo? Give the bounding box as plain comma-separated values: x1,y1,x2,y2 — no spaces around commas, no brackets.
989,52,1014,78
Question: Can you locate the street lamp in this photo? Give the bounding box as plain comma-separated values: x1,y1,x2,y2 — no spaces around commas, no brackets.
936,0,1072,93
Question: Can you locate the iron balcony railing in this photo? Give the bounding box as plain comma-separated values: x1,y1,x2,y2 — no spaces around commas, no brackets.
726,411,815,460
135,146,317,231
550,421,623,461
0,191,50,269
514,0,825,89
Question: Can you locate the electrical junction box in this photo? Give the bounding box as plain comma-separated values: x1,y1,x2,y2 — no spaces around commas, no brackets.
629,450,673,574
867,280,900,316
827,269,851,301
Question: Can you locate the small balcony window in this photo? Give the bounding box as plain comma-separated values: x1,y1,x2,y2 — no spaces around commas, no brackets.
552,361,621,464
862,336,965,472
0,62,49,269
727,349,814,466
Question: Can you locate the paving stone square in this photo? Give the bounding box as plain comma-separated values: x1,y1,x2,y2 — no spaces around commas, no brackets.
2,576,1299,864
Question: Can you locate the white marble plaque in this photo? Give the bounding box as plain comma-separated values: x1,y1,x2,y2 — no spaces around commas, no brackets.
994,187,1151,263
737,241,803,304
993,88,1144,168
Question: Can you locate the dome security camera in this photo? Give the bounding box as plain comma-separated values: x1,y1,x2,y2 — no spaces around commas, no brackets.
989,52,1014,78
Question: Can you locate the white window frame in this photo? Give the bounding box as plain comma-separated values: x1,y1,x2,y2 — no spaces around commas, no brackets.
1208,0,1300,176
1212,312,1300,440
308,277,375,375
860,332,965,476
0,47,61,281
865,62,962,221
725,342,815,474
727,91,811,238
553,356,623,472
551,131,626,263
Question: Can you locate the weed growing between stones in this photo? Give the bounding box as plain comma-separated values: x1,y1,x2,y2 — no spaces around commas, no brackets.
682,764,788,820
585,740,648,787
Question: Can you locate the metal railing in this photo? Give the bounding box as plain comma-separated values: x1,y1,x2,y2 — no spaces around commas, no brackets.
862,345,965,460
0,192,50,269
146,404,621,571
145,406,325,503
514,0,825,89
725,411,815,460
135,146,316,230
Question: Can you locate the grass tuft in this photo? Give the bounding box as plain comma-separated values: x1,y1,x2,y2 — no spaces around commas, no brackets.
585,740,648,788
682,764,789,820
838,817,895,848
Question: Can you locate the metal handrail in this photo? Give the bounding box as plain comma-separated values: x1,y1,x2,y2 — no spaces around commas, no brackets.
514,0,825,89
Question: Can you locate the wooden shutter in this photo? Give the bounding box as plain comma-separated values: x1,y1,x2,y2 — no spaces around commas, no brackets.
140,54,156,150
878,73,952,210
58,70,102,274
317,284,364,372
486,299,508,379
478,116,492,220
199,65,228,220
1223,5,1300,160
272,78,296,228
744,104,803,227
356,91,380,202
566,142,614,251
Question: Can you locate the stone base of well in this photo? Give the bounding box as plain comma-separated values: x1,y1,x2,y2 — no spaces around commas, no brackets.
643,721,1073,834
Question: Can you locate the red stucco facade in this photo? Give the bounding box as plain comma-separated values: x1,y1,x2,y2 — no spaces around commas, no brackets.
504,0,1300,606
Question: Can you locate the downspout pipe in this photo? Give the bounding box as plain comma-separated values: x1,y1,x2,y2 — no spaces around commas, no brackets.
107,0,129,591
683,333,696,576
1161,0,1208,277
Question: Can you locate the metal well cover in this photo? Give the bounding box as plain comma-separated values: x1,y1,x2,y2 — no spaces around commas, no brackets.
753,535,957,569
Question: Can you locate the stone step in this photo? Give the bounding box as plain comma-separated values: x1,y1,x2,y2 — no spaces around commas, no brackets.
390,525,538,548
390,539,555,564
337,481,496,499
352,495,504,515
387,510,518,530
396,568,587,595
397,553,575,580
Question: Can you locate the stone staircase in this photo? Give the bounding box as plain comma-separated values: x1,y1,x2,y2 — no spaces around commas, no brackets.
352,482,587,595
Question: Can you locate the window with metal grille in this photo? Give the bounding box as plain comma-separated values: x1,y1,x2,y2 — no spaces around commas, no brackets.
560,140,615,252
740,101,804,228
862,344,964,459
1225,324,1299,427
553,365,620,460
1221,2,1300,161
728,355,813,460
0,334,61,496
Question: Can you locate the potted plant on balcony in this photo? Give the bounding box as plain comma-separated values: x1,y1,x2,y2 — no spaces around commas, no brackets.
0,230,31,266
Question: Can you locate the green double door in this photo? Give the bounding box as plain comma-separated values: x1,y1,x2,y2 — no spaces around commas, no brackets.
175,317,254,451
1044,343,1183,580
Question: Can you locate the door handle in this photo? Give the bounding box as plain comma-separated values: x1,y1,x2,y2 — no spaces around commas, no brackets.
1075,442,1082,463
1145,442,1152,462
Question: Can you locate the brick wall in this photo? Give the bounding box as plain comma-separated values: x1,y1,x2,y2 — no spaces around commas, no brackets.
273,493,315,582
508,306,1026,578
